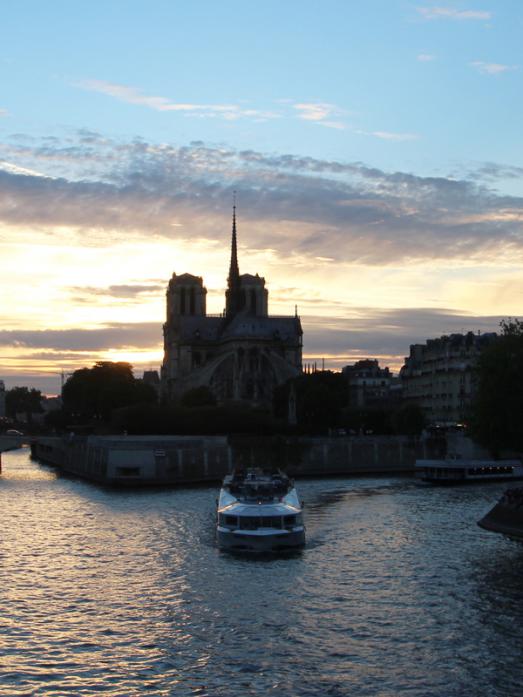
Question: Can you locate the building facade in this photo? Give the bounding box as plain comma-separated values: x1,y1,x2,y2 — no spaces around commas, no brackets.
342,359,395,409
161,208,303,406
400,332,497,425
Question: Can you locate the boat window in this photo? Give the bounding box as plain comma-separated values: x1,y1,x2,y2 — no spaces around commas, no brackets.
283,515,297,528
261,516,282,528
239,517,260,530
218,514,238,527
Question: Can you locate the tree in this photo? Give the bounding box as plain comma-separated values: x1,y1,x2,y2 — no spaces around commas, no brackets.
274,371,348,433
180,386,217,408
390,403,425,436
62,362,157,422
470,319,523,455
6,387,43,423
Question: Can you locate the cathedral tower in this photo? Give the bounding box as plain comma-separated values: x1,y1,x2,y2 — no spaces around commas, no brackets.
166,273,207,320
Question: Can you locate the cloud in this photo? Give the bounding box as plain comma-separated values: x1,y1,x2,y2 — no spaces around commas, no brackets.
71,283,165,300
0,324,160,351
0,160,49,177
293,102,346,129
417,54,435,62
360,130,420,142
293,102,338,120
470,61,517,75
77,79,281,121
468,162,523,182
0,108,8,117
417,7,492,21
1,133,523,266
300,308,508,374
76,82,350,129
0,309,504,379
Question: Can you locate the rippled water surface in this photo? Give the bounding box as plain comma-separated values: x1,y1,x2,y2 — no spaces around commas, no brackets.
2,448,523,696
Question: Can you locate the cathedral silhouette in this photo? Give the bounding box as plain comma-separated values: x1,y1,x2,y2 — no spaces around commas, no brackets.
161,206,303,406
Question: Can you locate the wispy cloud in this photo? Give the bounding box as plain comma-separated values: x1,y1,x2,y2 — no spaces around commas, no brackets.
467,162,523,182
470,61,517,75
0,108,8,117
76,81,350,128
417,53,436,62
77,79,280,121
417,6,492,21
0,160,49,177
293,102,346,129
357,130,420,142
71,283,165,301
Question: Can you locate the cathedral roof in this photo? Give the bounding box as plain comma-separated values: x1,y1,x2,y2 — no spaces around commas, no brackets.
176,316,223,341
175,313,302,343
240,273,265,286
170,273,203,286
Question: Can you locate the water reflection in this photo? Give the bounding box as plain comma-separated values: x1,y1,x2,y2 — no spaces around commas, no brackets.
2,450,523,695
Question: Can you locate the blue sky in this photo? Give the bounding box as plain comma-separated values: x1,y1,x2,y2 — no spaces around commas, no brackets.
1,1,523,392
3,1,521,179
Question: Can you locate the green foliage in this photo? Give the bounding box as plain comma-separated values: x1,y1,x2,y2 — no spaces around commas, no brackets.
341,408,392,435
113,402,280,435
389,403,426,436
470,319,523,455
500,318,523,337
339,404,425,436
274,371,348,433
180,386,217,408
5,387,43,422
62,361,157,422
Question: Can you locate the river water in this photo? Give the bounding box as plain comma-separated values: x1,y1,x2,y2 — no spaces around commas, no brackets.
2,448,523,696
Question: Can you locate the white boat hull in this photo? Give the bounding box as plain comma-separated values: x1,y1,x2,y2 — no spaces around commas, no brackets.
217,527,305,552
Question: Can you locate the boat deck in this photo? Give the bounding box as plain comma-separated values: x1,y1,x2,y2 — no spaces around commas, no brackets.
222,468,293,503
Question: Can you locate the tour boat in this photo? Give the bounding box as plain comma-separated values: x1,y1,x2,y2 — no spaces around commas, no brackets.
216,468,305,552
415,456,523,484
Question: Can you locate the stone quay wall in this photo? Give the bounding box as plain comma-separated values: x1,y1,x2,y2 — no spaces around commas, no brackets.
31,434,446,486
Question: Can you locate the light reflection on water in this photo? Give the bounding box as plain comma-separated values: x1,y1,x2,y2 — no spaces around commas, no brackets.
2,448,523,696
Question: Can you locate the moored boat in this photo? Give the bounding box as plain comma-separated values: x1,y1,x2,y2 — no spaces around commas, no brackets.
415,456,523,484
216,468,305,552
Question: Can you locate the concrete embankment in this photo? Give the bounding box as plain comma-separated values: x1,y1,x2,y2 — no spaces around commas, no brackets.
31,434,445,486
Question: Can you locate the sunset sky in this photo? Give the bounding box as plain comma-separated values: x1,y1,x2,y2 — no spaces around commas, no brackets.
2,1,523,394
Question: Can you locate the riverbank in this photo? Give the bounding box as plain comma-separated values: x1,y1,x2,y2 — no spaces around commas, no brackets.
31,433,446,486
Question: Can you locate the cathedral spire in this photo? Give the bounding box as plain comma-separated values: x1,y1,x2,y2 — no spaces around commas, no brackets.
225,193,242,316
228,193,240,284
